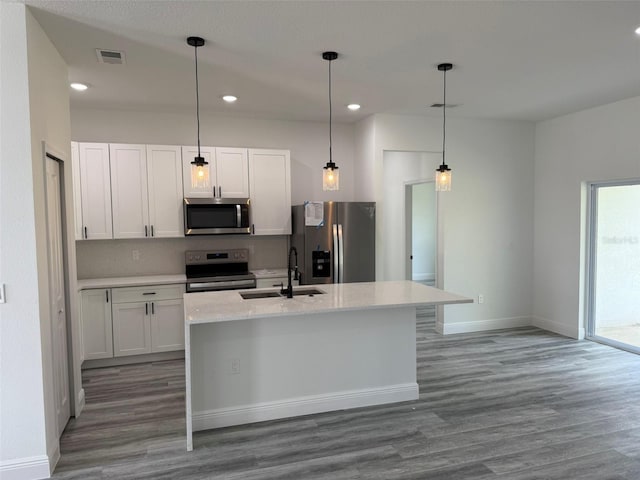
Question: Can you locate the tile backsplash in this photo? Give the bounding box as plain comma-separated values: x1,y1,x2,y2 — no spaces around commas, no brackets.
76,235,288,279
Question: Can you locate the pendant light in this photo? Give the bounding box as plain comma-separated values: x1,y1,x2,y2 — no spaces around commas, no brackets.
187,36,209,190
322,51,339,191
435,62,453,192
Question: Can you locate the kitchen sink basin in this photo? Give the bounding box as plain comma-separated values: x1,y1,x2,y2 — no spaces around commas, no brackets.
239,287,326,300
239,291,282,300
290,288,325,296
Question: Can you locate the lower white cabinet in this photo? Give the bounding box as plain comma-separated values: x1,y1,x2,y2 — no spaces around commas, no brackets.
81,288,113,360
81,283,185,362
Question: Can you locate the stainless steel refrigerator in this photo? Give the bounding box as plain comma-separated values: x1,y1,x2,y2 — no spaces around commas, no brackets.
291,202,375,284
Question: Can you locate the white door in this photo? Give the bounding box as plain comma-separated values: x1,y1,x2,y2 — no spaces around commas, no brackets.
216,147,249,198
110,144,148,238
248,149,291,235
182,146,216,198
79,143,112,239
45,158,70,438
147,145,184,237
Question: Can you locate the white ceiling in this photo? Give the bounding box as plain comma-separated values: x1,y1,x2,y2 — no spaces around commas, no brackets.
25,0,640,123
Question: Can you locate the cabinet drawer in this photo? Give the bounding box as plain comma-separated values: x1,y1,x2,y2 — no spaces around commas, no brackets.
111,283,185,303
256,277,298,289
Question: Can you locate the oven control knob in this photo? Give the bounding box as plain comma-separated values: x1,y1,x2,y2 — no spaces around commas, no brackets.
195,255,201,261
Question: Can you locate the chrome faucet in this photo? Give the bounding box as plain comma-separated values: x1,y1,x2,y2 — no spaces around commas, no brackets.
282,246,299,298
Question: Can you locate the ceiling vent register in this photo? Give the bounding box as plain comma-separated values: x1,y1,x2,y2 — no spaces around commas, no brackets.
95,49,126,65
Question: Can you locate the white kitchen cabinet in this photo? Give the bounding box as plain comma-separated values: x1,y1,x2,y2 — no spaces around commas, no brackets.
248,149,291,235
71,142,83,240
150,298,185,352
112,301,152,357
78,143,112,239
111,284,185,357
147,145,184,237
182,146,249,199
80,289,113,360
110,144,148,239
110,144,183,239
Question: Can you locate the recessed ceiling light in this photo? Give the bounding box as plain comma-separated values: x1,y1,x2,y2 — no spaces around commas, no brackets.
70,82,88,91
222,95,237,103
635,26,640,35
347,103,361,111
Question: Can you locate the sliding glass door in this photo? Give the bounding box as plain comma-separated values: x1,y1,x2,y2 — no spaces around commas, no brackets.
587,181,640,353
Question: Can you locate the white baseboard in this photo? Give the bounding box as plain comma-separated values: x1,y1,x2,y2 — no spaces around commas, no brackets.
437,316,531,335
532,316,584,339
193,383,419,431
0,455,50,480
76,388,86,417
412,273,435,282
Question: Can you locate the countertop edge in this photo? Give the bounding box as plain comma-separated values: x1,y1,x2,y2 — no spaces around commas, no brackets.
78,274,187,290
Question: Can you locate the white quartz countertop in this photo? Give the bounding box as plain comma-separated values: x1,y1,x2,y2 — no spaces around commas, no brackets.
184,280,472,325
78,274,187,290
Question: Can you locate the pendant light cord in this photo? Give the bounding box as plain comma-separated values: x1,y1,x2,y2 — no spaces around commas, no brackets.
442,67,446,167
329,58,333,164
194,44,201,157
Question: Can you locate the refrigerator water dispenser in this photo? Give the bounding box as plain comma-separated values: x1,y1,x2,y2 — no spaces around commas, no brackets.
312,251,331,277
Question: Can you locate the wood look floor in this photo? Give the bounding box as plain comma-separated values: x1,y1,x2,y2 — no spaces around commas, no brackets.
52,316,640,479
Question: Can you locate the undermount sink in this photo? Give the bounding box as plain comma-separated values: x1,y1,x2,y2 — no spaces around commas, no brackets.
239,287,326,300
289,288,325,296
239,291,282,300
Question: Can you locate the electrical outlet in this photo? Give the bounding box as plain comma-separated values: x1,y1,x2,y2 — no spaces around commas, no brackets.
132,249,140,261
230,358,240,374
478,294,484,304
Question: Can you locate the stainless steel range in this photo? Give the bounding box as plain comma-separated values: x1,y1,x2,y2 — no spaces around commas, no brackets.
185,249,256,293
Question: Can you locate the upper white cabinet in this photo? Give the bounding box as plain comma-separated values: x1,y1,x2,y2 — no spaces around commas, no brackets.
147,145,184,237
110,144,183,239
182,146,249,199
110,144,148,239
71,142,83,240
78,143,112,240
248,149,291,235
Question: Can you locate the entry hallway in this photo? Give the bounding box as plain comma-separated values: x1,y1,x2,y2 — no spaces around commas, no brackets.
51,317,640,479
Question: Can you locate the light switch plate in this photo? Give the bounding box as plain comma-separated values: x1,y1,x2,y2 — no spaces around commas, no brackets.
0,283,5,303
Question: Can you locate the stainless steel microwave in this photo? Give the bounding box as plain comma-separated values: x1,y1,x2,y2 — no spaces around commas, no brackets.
184,198,251,235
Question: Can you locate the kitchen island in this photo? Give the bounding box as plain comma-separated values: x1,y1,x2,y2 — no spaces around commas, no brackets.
183,280,471,450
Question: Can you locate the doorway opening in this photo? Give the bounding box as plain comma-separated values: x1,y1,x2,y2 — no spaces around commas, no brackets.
586,180,640,354
405,181,436,287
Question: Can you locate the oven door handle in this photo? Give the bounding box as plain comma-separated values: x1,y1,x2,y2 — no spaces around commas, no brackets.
187,279,256,291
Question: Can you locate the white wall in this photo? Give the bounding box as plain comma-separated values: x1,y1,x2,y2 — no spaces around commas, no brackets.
534,96,640,339
0,4,73,478
363,114,535,333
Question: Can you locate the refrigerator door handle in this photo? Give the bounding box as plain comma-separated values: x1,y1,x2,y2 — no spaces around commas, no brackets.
332,224,339,283
338,224,344,283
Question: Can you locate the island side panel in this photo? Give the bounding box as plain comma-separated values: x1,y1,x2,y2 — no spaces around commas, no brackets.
185,322,193,451
190,306,418,432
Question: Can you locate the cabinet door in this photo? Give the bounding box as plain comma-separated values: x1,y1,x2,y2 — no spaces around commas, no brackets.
216,147,249,198
71,142,83,240
81,289,113,360
182,146,216,198
79,143,112,239
112,302,152,357
248,149,292,235
150,299,184,352
110,144,148,239
147,145,184,237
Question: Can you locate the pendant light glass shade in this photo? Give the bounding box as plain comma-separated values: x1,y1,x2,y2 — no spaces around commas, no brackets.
323,162,339,191
187,36,210,190
322,51,340,191
435,63,453,192
191,157,210,189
